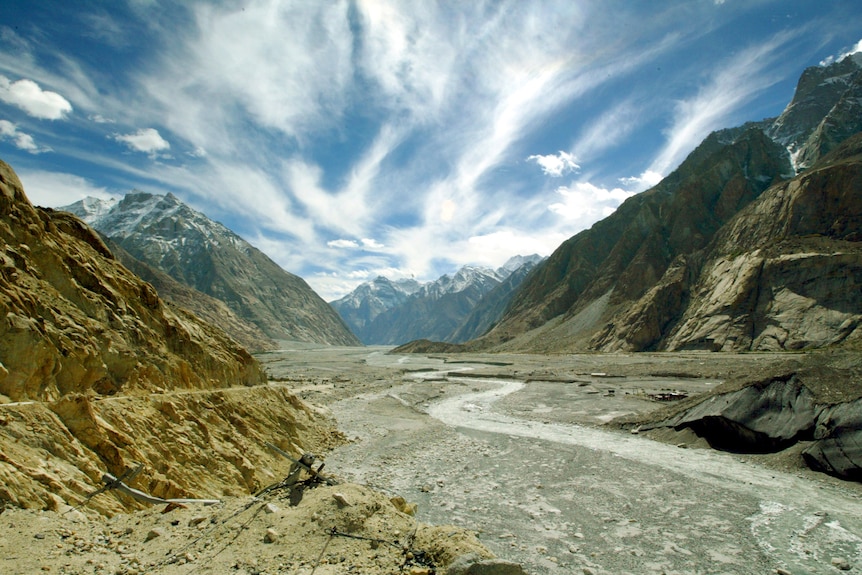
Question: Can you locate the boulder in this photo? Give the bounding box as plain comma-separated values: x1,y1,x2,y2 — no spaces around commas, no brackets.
446,553,526,575
654,375,818,452
803,399,862,481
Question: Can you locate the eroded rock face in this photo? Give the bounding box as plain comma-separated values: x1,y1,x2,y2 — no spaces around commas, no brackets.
644,373,862,481
0,159,346,512
660,136,862,352
652,375,818,452
0,385,343,513
803,399,862,481
0,159,265,403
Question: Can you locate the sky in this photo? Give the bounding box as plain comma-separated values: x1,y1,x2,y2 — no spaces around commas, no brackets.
0,1,860,301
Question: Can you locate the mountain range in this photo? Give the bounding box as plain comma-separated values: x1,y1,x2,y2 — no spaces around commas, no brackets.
330,255,542,345
62,192,359,350
446,53,862,354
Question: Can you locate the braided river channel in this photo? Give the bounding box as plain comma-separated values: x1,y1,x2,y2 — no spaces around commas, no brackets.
264,347,862,575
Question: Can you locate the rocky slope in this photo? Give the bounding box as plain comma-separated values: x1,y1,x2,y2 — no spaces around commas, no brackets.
63,192,359,349
0,162,264,403
476,53,862,354
1,158,508,573
593,131,862,352
0,159,355,514
102,236,276,353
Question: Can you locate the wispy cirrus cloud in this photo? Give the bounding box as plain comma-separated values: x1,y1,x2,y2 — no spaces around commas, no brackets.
649,31,798,175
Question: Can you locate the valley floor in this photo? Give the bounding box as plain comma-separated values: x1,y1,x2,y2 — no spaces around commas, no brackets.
4,346,861,575
263,346,862,575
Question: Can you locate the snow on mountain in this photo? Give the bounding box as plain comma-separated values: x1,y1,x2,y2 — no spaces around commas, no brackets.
62,192,360,347
766,52,862,172
331,258,541,345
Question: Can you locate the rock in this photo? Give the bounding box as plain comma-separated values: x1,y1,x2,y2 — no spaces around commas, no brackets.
651,375,818,452
802,399,862,481
831,557,851,571
263,528,279,544
390,495,417,516
264,503,280,514
332,493,351,508
446,553,526,575
144,528,165,542
189,516,208,526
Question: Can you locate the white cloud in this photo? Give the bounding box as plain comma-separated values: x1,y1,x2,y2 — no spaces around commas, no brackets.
328,239,360,249
16,169,117,207
327,237,385,250
0,75,73,120
527,151,580,177
619,170,663,192
361,238,384,249
113,128,170,157
548,181,636,223
0,119,49,153
89,114,115,124
820,38,862,66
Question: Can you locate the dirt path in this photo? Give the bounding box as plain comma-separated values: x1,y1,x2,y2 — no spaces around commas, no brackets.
318,352,862,575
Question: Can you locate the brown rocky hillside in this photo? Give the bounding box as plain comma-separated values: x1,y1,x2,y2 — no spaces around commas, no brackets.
0,158,336,512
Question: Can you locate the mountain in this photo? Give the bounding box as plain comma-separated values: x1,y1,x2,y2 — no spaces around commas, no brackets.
103,236,275,353
475,54,862,353
333,256,542,345
0,158,323,510
63,192,359,348
448,256,543,343
329,276,421,341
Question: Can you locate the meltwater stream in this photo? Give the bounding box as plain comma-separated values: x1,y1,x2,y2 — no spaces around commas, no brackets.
329,363,862,574
424,376,862,574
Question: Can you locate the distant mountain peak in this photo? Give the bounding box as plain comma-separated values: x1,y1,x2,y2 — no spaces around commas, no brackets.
62,191,359,347
331,256,543,345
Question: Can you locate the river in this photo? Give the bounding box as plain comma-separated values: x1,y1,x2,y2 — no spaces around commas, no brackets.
322,352,862,575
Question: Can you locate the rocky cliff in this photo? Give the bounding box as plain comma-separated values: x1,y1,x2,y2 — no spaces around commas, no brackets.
477,54,862,354
0,159,341,512
63,192,360,348
0,162,264,402
595,132,862,352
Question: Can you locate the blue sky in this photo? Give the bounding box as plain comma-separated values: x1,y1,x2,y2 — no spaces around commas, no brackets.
0,1,860,300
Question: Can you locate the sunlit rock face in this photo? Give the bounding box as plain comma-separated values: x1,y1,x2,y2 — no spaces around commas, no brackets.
0,158,343,513
0,159,265,403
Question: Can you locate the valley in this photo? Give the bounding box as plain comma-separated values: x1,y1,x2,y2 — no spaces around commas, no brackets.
263,346,862,575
